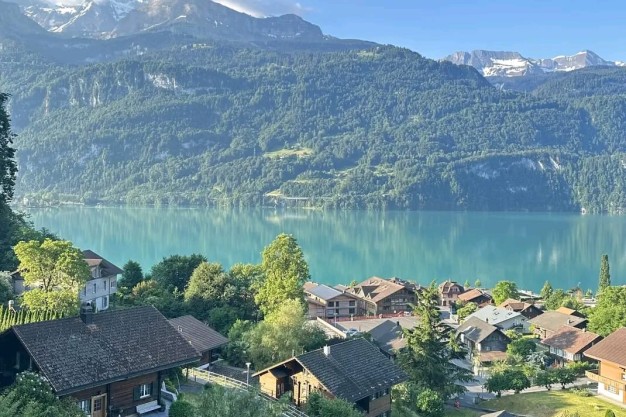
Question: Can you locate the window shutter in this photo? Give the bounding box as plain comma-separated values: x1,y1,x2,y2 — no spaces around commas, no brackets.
133,386,140,401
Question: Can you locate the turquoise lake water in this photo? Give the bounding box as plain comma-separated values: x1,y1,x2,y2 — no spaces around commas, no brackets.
22,207,626,292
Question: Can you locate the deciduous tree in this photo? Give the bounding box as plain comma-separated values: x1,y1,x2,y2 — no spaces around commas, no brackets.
151,253,206,291
492,280,519,305
484,368,530,397
256,234,310,315
306,392,362,417
588,286,626,336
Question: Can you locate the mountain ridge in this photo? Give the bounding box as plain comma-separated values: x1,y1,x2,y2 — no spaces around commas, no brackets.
443,49,625,78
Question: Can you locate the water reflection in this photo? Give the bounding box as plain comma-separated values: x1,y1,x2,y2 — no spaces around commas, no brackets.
23,207,626,291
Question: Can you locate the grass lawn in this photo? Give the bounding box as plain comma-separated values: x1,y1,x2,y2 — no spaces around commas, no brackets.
445,408,481,417
481,390,626,417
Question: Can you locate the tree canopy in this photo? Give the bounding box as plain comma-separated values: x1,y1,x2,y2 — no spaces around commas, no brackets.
492,280,519,305
150,253,207,291
588,286,626,336
256,234,309,315
598,254,611,294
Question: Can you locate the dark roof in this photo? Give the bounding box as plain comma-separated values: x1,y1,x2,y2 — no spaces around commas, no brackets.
541,326,602,354
256,338,407,402
368,320,405,353
584,327,626,366
168,315,228,354
82,249,124,277
457,317,506,344
296,338,407,402
9,306,200,395
529,311,587,335
307,284,344,300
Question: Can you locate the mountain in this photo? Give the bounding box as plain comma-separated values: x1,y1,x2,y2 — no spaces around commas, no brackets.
8,0,329,42
0,1,625,213
444,49,622,78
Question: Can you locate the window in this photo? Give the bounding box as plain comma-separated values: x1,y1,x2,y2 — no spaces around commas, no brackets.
349,308,355,314
349,300,355,306
102,296,108,309
104,280,107,290
93,397,103,411
607,385,618,394
328,301,335,307
622,372,626,381
111,279,116,288
77,400,91,414
134,383,152,400
93,283,97,294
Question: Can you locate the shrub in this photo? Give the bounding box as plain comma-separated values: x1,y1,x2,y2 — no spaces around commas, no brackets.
605,410,616,417
169,399,196,417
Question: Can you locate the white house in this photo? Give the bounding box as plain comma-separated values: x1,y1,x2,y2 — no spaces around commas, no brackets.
466,305,529,333
80,250,122,311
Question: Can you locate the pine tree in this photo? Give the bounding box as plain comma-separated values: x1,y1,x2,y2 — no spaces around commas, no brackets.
598,254,611,293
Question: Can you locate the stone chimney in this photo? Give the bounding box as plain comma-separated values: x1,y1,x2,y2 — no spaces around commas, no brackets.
80,302,94,325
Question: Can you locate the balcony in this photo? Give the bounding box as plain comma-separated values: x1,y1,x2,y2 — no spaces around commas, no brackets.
586,370,626,390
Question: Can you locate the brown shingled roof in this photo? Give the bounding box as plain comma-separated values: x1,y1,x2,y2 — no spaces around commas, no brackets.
82,249,124,277
529,311,587,335
353,277,411,303
584,327,626,367
541,326,602,354
458,288,492,303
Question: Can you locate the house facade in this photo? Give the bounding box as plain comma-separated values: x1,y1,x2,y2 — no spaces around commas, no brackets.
540,326,601,366
348,277,419,316
584,328,626,405
304,282,364,318
438,281,465,307
254,338,407,417
0,305,200,417
81,250,123,312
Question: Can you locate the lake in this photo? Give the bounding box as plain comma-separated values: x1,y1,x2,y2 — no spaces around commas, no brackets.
22,207,626,292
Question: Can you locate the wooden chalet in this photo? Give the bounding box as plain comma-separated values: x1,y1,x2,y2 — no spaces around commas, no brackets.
348,277,419,316
498,298,543,320
254,338,407,417
584,327,626,404
540,326,601,365
457,317,510,375
0,305,200,417
168,315,228,365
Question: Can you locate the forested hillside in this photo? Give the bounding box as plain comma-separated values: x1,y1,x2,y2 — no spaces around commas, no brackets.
1,11,625,212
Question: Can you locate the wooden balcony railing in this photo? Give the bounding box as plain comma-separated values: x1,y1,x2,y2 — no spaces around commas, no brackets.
585,370,626,390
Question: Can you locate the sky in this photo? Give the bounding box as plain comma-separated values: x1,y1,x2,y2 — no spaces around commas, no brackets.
213,0,626,61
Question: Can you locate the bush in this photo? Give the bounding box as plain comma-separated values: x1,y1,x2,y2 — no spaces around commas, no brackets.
605,410,616,417
570,387,592,397
169,399,196,417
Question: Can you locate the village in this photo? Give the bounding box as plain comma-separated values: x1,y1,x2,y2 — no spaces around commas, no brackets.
0,236,625,417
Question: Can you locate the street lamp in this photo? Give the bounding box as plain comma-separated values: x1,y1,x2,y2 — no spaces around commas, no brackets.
246,362,251,386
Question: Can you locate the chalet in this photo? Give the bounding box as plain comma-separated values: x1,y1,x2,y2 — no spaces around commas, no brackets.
0,305,200,417
555,306,586,318
540,326,601,366
304,282,363,319
438,280,464,307
584,327,626,405
457,317,510,356
528,310,587,340
457,288,493,306
499,298,543,320
254,338,407,417
466,305,529,332
81,250,123,311
456,316,510,374
348,277,419,316
168,315,228,365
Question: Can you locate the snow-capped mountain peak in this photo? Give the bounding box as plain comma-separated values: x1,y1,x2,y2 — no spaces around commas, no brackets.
443,49,623,77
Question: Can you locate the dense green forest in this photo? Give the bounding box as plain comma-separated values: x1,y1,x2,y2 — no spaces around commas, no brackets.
1,37,626,212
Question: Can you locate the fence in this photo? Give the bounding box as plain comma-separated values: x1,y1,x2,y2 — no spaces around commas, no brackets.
187,368,309,417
